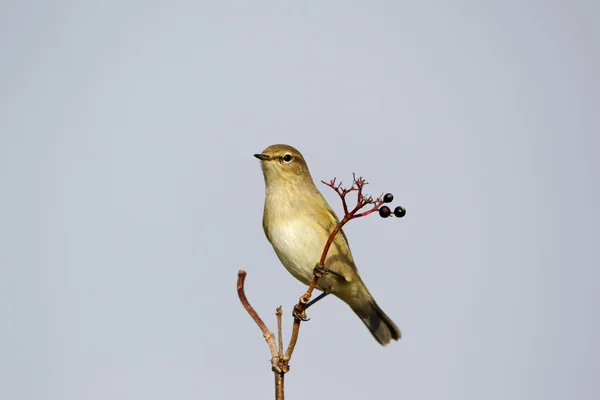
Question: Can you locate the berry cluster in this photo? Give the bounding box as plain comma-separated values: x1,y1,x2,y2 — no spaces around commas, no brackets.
378,193,406,218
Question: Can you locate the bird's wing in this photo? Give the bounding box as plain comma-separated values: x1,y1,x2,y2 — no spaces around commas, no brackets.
313,203,358,280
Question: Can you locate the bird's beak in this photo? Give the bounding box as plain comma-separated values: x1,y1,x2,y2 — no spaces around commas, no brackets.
254,153,271,161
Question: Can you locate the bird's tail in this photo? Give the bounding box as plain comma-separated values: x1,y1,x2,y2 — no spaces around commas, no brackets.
353,300,401,346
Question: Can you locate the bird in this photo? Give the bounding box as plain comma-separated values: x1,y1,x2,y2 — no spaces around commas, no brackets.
254,144,400,345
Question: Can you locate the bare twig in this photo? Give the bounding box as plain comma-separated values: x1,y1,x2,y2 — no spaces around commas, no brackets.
237,271,278,359
276,306,283,355
284,318,301,360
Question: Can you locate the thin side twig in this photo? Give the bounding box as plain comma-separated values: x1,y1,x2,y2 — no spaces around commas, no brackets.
237,271,279,361
276,306,283,356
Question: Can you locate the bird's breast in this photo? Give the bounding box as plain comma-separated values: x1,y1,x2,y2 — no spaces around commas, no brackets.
267,217,325,286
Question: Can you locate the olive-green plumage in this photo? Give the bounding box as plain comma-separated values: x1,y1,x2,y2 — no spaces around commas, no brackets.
255,144,400,345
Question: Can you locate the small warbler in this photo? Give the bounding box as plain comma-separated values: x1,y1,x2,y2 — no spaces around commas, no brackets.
255,144,400,345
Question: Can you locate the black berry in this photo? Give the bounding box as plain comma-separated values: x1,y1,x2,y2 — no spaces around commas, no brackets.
379,206,391,218
394,206,406,218
383,193,394,203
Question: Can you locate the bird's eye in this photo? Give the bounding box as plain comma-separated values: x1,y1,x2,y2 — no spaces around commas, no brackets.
282,154,292,163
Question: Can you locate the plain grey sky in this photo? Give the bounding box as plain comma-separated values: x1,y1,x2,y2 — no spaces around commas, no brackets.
1,1,599,399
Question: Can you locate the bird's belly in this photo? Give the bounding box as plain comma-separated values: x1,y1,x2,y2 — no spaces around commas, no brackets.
269,218,325,286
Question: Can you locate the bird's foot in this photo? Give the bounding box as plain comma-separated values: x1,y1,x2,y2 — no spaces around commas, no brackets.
292,304,310,321
313,264,347,282
313,264,326,278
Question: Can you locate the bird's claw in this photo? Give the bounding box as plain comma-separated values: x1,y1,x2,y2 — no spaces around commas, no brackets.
313,264,326,278
292,305,310,321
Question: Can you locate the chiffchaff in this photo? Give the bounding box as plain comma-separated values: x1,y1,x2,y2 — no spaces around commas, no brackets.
254,144,400,345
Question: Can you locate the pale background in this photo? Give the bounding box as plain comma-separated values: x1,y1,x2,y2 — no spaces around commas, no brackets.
1,1,599,399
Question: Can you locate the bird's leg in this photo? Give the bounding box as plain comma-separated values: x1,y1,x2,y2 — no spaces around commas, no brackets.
305,291,330,310
325,269,348,282
294,264,339,321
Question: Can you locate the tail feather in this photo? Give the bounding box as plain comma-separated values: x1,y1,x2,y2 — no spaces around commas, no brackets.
354,301,401,345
